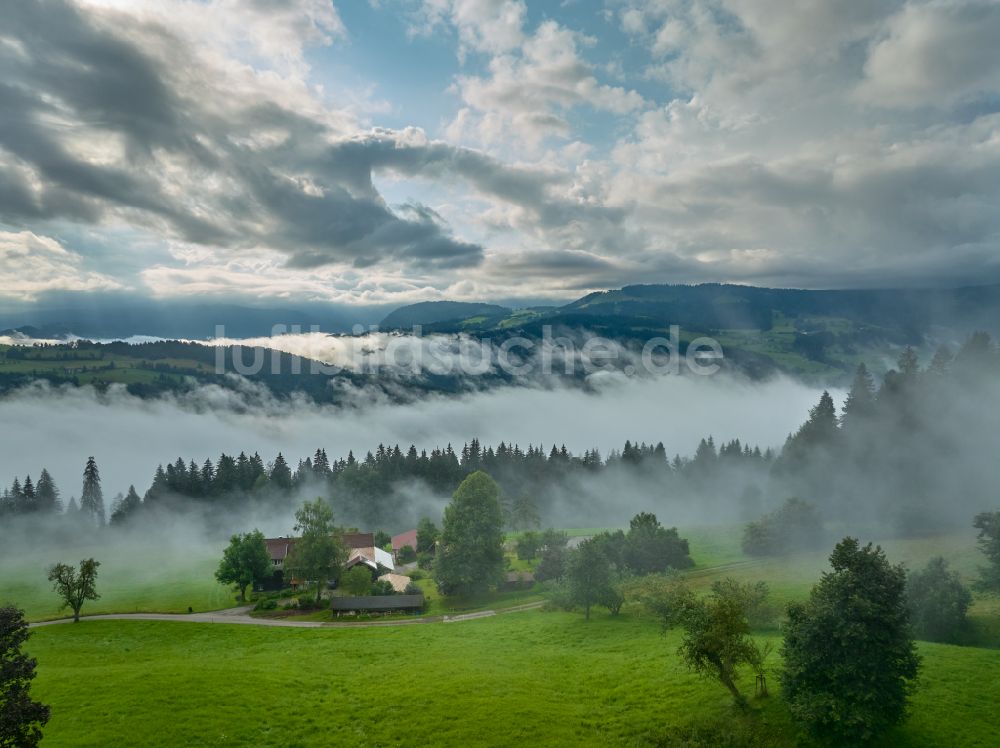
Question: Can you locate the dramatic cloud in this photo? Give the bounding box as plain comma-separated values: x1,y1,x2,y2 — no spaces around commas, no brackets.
1,0,999,306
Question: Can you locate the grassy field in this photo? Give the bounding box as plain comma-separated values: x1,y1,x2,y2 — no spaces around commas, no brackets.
0,537,232,621
25,611,1000,747
10,523,1000,745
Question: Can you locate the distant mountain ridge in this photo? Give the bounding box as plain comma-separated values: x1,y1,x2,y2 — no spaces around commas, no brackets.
379,301,511,330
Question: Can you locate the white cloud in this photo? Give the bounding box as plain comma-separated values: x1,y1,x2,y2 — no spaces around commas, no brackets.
0,230,124,301
446,20,646,151
859,1,1000,107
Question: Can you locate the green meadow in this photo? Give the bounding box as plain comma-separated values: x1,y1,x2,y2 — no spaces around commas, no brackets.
8,524,1000,745
25,613,1000,747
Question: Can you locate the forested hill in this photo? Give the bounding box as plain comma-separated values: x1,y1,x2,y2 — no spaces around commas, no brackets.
379,301,511,330
390,282,1000,337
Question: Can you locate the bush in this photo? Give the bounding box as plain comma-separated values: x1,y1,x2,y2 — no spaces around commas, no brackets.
907,556,972,642
541,580,575,612
407,568,425,581
297,593,318,609
404,581,422,595
417,552,435,570
254,599,278,611
397,544,417,564
742,498,822,556
710,578,777,629
343,566,373,596
370,580,395,596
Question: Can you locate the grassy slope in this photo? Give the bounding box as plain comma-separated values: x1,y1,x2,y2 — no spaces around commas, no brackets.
0,540,232,621
27,613,1000,747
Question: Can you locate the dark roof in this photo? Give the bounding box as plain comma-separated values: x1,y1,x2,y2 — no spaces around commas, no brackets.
504,570,535,583
342,532,375,549
265,537,296,561
330,594,425,612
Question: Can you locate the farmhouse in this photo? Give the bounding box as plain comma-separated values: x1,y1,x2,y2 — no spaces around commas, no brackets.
344,532,395,577
261,537,297,590
391,529,418,554
260,531,394,590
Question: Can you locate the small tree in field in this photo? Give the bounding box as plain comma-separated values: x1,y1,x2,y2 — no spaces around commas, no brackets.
215,530,272,602
907,556,972,642
781,538,920,744
0,606,50,747
646,577,762,708
566,538,612,621
47,559,100,623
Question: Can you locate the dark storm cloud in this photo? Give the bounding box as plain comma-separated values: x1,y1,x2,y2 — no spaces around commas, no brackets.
0,0,535,272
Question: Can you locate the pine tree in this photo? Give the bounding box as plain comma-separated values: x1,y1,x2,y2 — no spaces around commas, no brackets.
841,363,876,428
270,453,293,490
110,486,142,526
35,469,61,513
20,475,37,513
80,456,105,526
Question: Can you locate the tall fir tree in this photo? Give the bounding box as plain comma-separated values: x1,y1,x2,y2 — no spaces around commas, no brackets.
80,456,105,526
35,469,61,513
841,363,876,428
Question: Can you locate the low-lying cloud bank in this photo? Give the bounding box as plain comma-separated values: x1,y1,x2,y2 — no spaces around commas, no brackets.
0,372,829,503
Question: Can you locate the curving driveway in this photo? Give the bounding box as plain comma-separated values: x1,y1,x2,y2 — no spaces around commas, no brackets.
30,601,544,629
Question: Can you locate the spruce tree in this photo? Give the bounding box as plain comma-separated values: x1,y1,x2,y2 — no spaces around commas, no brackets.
841,363,876,428
80,456,105,526
35,469,61,513
20,475,37,513
269,453,293,490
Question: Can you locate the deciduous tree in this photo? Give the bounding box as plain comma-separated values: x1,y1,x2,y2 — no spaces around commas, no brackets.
285,499,346,604
781,538,920,744
0,605,50,747
215,530,272,601
47,558,100,623
436,471,504,597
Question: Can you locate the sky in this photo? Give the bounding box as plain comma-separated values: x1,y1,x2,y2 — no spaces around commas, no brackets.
2,0,1000,310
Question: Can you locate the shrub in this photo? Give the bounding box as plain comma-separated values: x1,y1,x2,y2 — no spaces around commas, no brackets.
370,580,395,596
343,566,373,596
541,580,575,612
742,498,822,556
397,544,417,564
296,594,317,609
417,552,435,570
907,556,972,642
254,599,278,611
404,581,422,595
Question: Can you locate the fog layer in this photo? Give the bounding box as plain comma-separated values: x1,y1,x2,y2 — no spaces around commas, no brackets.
0,373,829,502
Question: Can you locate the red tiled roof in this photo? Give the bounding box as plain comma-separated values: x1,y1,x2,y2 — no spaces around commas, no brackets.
391,529,418,551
